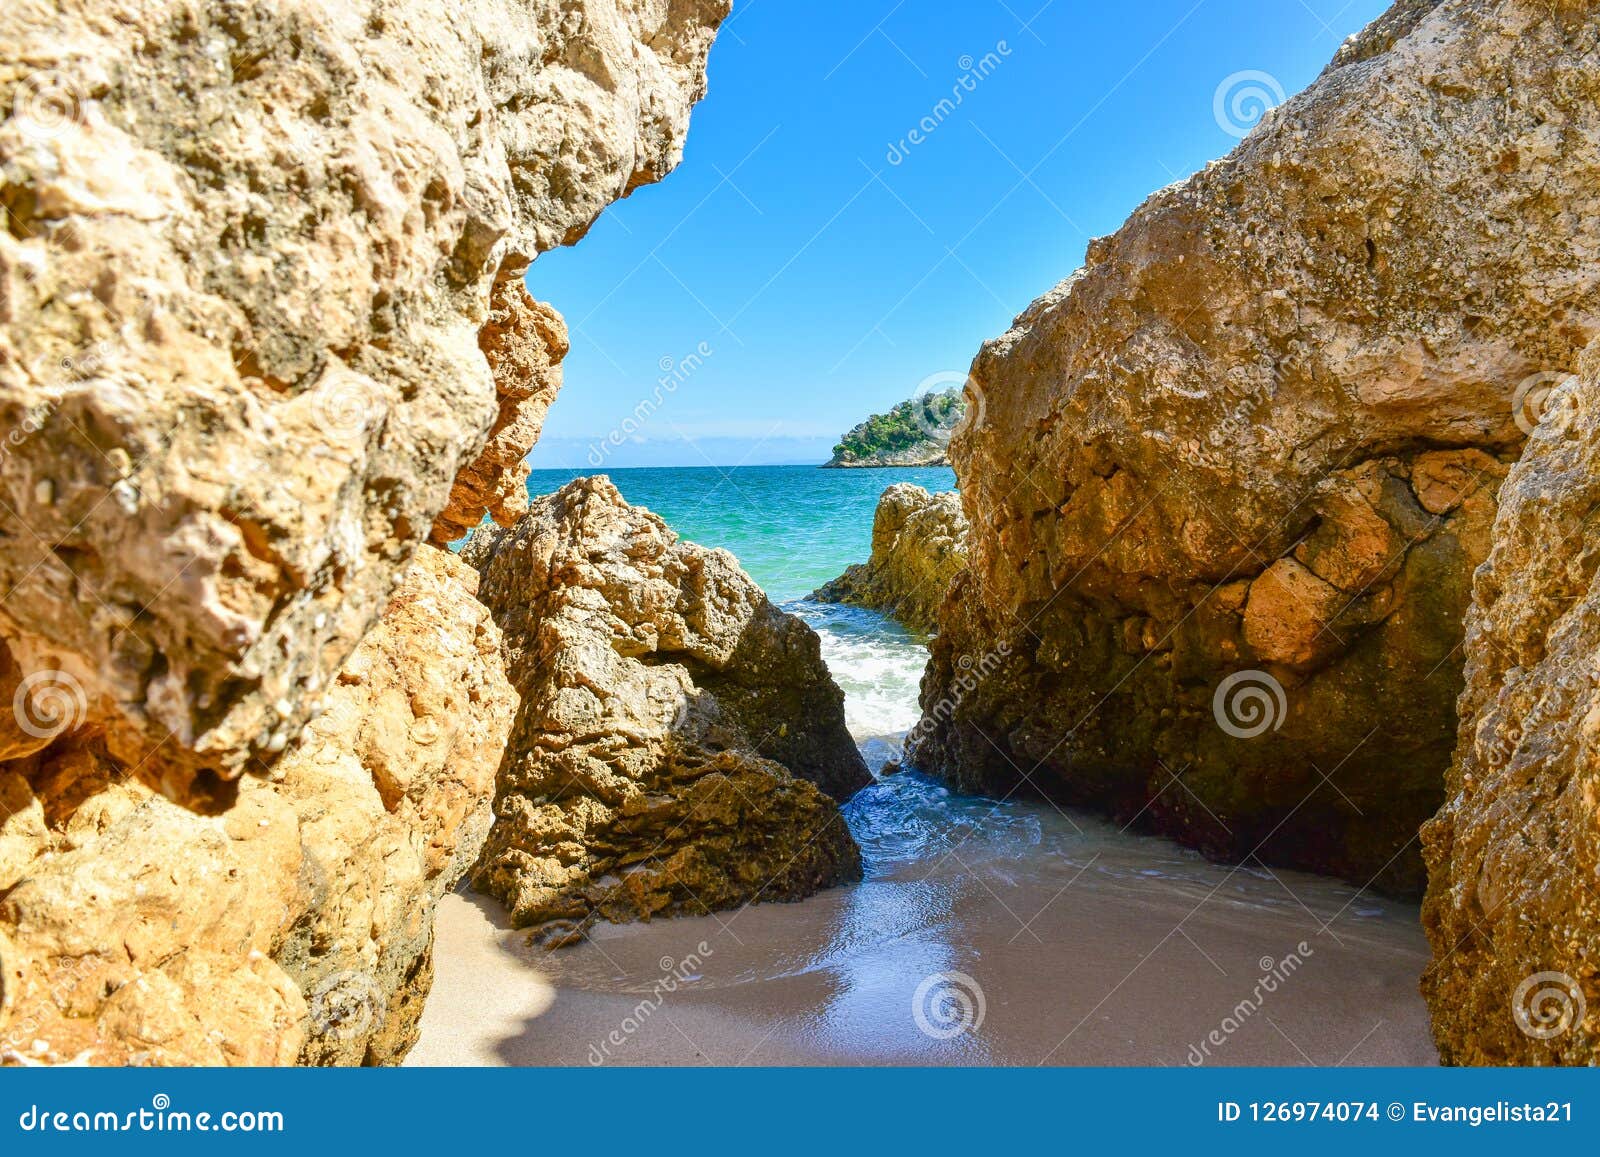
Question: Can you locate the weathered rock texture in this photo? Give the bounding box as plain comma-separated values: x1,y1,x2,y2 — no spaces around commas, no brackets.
813,483,968,635
429,282,568,545
1422,352,1600,1065
0,546,514,1065
0,0,728,802
0,0,729,1065
464,477,868,942
909,0,1600,893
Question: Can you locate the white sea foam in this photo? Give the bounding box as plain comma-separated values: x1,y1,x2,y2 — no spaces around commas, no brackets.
786,600,929,741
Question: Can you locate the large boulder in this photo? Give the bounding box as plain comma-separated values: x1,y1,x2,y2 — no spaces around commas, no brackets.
0,546,515,1065
1421,349,1600,1065
464,477,868,943
813,483,968,634
908,0,1599,892
0,0,728,803
0,0,728,1066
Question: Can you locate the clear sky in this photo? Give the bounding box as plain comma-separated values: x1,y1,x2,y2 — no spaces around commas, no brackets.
525,0,1392,469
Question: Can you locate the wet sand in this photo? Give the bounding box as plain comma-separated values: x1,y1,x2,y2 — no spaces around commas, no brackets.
410,773,1436,1067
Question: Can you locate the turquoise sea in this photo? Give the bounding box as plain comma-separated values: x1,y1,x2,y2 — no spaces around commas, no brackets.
528,464,956,740
416,464,1435,1067
527,464,955,603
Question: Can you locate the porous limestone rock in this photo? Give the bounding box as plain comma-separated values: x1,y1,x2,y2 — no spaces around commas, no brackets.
813,483,968,635
429,281,568,545
0,546,516,1065
1421,351,1600,1065
0,0,728,802
464,477,868,941
909,0,1599,892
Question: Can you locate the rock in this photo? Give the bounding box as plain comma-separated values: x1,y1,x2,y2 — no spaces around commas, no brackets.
909,0,1598,892
0,546,516,1065
269,545,516,1065
429,282,569,545
1421,351,1600,1065
463,477,867,938
825,446,951,468
813,483,968,634
0,0,729,802
0,0,728,1066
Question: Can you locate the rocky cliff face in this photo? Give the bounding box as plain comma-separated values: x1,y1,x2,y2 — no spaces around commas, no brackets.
0,0,727,803
464,478,867,943
814,484,968,635
909,0,1600,892
429,281,569,546
0,547,513,1065
1421,347,1600,1065
0,0,728,1064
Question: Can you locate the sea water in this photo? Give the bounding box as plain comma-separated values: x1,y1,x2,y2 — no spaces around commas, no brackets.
527,464,949,741
408,466,1436,1066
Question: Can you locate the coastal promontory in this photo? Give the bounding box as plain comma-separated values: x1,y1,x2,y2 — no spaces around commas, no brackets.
823,387,965,467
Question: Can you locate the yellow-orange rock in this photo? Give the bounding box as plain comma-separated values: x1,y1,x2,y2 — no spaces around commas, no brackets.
813,484,968,635
464,478,867,943
0,547,516,1065
1422,350,1600,1065
0,0,729,800
907,0,1593,892
430,283,569,545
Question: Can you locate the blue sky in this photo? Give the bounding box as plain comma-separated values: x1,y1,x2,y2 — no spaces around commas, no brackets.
525,0,1391,469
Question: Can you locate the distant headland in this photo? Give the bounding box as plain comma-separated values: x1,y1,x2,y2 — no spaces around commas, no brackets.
822,386,965,468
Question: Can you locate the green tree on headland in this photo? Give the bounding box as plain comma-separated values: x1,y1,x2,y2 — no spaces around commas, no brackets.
831,387,965,461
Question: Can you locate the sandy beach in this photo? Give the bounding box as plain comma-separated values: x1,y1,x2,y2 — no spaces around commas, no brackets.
411,773,1436,1067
